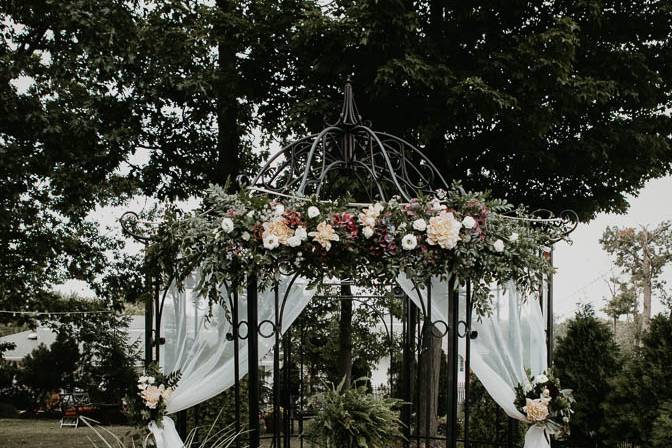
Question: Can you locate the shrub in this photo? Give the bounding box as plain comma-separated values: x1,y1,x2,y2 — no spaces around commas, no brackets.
308,378,404,448
652,401,672,448
554,304,622,446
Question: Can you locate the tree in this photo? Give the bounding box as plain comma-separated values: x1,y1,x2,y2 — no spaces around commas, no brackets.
17,334,79,406
554,304,622,446
271,0,672,221
601,222,672,331
603,314,672,446
4,1,672,315
652,401,672,448
602,276,638,331
0,0,307,311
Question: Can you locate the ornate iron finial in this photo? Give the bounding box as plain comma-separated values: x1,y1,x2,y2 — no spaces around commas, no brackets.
251,78,450,202
337,79,362,126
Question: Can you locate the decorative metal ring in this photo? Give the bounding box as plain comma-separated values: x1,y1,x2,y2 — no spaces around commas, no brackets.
430,320,449,338
457,320,469,338
258,320,277,338
237,321,249,340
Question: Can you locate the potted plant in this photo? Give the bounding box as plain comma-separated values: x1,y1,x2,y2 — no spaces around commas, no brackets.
308,378,404,448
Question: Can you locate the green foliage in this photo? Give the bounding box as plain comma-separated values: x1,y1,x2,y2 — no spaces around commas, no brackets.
554,304,621,446
3,0,671,317
601,223,672,287
17,334,79,403
149,186,554,316
275,0,672,222
651,401,672,448
308,378,404,448
603,277,638,323
38,296,141,403
601,223,672,330
296,295,391,390
603,314,672,446
465,376,525,445
186,379,250,443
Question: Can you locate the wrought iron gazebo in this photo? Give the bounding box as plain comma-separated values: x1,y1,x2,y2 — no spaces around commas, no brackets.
122,80,577,448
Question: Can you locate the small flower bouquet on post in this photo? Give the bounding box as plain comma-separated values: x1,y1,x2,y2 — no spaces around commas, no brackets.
127,363,181,427
514,369,574,441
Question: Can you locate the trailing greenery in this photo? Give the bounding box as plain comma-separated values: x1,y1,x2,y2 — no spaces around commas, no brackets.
307,378,404,448
148,185,557,316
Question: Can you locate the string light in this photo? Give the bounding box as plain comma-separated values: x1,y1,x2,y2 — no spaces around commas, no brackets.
0,310,115,317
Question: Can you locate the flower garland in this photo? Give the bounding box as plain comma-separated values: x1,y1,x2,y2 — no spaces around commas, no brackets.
149,183,559,316
514,369,575,440
126,363,180,427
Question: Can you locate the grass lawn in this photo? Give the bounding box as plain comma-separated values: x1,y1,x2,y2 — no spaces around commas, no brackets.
0,418,137,448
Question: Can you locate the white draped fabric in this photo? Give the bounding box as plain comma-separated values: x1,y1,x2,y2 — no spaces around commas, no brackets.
395,274,550,448
148,274,316,448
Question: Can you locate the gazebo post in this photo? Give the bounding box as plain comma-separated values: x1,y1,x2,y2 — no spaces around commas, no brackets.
445,277,459,448
247,273,260,448
144,266,153,366
546,246,555,367
401,287,415,448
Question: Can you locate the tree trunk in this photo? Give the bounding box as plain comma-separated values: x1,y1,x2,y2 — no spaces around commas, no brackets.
215,0,240,190
337,283,353,388
417,320,442,445
642,232,652,331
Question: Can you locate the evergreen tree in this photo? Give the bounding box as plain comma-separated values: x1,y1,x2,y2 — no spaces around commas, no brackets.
603,314,672,446
554,304,621,447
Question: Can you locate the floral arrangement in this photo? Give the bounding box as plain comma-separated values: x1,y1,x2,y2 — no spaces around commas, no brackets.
514,369,575,440
126,363,181,427
149,182,561,316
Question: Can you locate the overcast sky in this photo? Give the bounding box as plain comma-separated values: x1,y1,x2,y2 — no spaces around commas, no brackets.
553,175,672,321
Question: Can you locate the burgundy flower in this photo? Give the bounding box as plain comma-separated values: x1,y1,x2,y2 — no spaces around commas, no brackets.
331,212,359,238
283,210,303,228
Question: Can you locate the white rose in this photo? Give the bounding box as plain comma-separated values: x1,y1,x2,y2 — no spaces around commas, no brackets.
274,204,285,216
362,226,374,239
533,374,549,385
287,235,302,247
307,206,320,218
543,388,550,397
263,234,280,250
430,198,446,212
510,232,519,242
462,216,476,229
412,218,427,231
401,234,417,251
161,387,173,400
362,216,376,227
241,231,251,241
426,212,462,249
492,239,505,252
221,217,234,233
294,226,308,241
